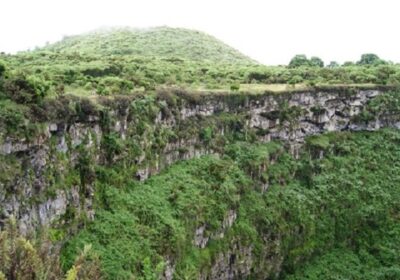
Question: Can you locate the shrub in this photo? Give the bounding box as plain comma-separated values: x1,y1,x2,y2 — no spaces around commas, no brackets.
230,83,240,91
0,60,5,77
289,55,310,68
3,74,50,104
0,100,27,134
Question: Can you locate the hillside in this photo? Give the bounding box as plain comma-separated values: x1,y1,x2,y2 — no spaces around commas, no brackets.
40,26,256,64
1,27,399,97
2,25,400,280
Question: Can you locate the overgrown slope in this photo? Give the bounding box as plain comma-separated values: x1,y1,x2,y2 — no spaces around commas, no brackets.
39,27,256,64
59,130,400,279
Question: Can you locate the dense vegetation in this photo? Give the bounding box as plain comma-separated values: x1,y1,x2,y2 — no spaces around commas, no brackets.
2,128,400,279
1,26,400,102
42,27,255,64
1,26,400,279
1,26,399,143
56,129,400,279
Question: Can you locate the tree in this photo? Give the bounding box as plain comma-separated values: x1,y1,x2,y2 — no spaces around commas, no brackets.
310,56,324,67
343,61,355,67
357,53,386,65
288,54,310,68
327,61,340,68
0,60,5,77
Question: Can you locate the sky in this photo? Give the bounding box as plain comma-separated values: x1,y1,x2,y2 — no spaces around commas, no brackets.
1,0,399,65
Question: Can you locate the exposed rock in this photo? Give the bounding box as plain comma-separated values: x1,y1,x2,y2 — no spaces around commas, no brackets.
162,259,175,280
0,88,398,237
194,225,209,248
200,243,253,280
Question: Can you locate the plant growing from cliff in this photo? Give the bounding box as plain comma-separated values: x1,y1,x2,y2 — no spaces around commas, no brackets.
64,245,102,280
102,132,123,164
0,217,64,279
61,156,250,279
76,144,95,194
199,126,213,145
55,129,400,279
0,217,103,280
0,100,28,134
353,91,400,123
3,73,50,104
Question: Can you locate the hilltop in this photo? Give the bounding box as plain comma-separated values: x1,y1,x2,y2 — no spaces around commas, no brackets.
39,26,257,64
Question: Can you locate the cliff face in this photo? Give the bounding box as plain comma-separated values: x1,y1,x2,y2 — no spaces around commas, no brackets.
0,88,399,277
0,88,397,233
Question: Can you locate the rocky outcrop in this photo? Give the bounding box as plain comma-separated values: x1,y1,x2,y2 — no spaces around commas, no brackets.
194,210,237,249
200,243,253,280
0,88,398,236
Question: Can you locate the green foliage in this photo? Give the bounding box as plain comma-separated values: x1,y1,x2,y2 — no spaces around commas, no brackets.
357,53,386,66
101,132,123,163
353,91,400,123
327,61,339,68
3,25,400,280
59,129,400,279
288,55,324,68
76,143,95,192
286,225,400,280
225,141,281,180
64,244,102,280
230,83,240,91
61,156,250,279
0,100,28,135
43,27,255,64
0,60,5,77
1,27,398,106
199,126,213,144
0,217,102,280
289,55,310,68
272,130,400,278
3,73,50,104
309,56,324,67
0,217,59,279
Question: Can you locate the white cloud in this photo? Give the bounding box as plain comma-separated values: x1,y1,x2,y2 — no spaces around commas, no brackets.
1,0,399,65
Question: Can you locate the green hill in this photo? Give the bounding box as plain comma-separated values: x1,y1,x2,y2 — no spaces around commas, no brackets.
41,26,256,64
3,26,400,96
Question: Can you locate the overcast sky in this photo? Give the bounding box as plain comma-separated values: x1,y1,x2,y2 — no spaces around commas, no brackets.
1,0,399,65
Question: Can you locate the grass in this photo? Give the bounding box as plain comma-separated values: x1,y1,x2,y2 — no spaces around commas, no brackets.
61,83,386,102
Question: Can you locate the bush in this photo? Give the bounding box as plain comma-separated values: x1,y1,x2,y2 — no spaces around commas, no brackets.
230,83,240,91
0,60,5,77
357,53,386,65
3,74,50,104
0,100,27,134
289,55,310,68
